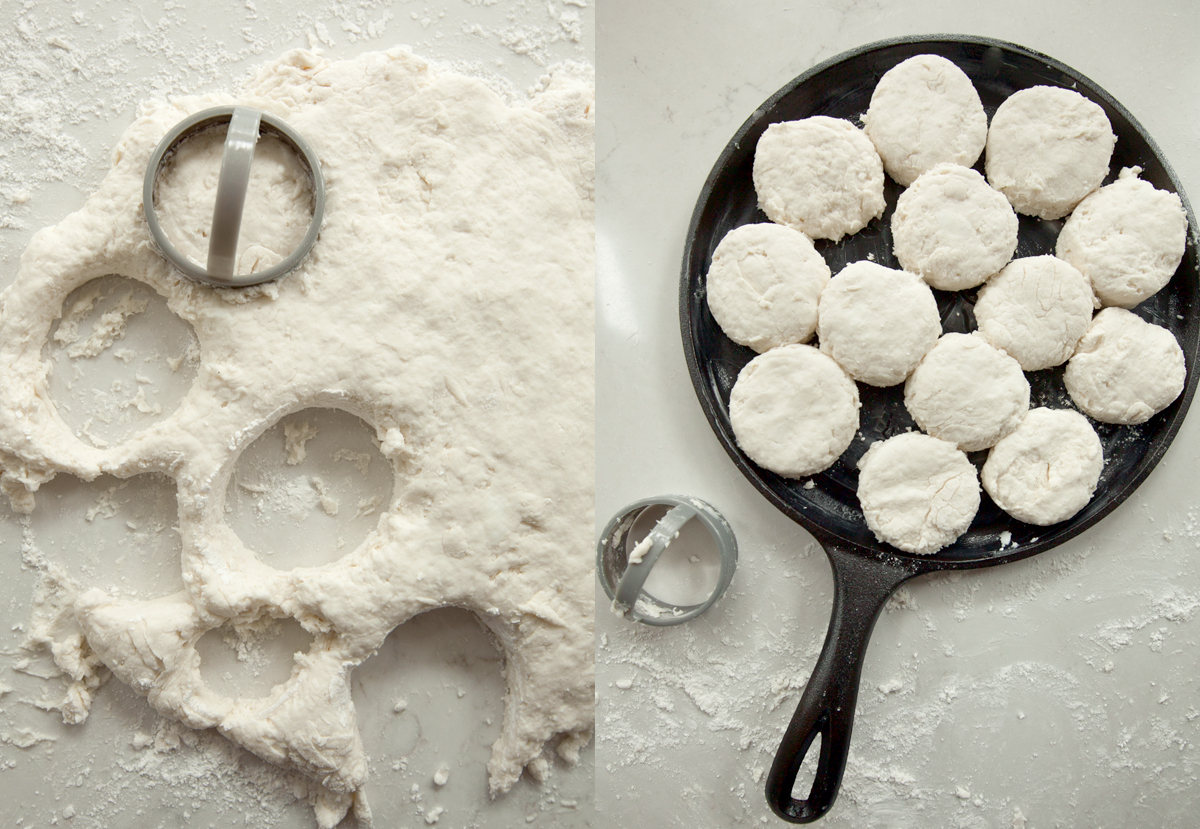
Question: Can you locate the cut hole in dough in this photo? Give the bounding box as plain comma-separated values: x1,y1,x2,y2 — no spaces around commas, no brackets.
197,615,315,699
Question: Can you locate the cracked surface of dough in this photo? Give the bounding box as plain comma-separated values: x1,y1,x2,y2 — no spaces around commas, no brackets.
752,116,885,242
0,48,595,828
863,54,987,187
985,85,1115,220
729,343,860,478
891,163,1018,291
816,260,940,386
1064,307,1185,424
1056,166,1188,308
904,333,1030,452
981,407,1103,526
974,254,1097,371
705,222,830,353
856,432,980,555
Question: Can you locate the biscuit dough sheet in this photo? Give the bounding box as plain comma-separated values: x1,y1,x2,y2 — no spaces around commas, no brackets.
0,47,595,828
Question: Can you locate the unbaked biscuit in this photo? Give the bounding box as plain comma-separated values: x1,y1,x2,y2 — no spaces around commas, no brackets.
891,163,1019,291
705,222,831,352
985,85,1115,220
752,116,886,242
816,260,940,386
729,343,860,478
1056,166,1188,308
863,54,988,187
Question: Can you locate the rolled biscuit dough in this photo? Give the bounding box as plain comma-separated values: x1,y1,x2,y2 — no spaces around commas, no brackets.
816,260,940,386
1056,166,1188,308
729,343,860,478
856,432,980,555
974,255,1097,371
985,85,1115,220
862,54,987,187
981,407,1103,526
904,333,1030,452
705,222,831,352
752,116,886,242
891,163,1019,291
1064,307,1186,424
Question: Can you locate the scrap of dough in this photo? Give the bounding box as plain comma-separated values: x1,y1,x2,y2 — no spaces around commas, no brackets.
1064,307,1186,424
0,48,595,827
982,407,1103,525
705,222,831,352
985,85,1115,220
904,333,1030,452
891,163,1018,291
752,116,886,242
816,260,940,386
1056,166,1188,308
729,343,860,478
863,54,987,187
974,255,1097,371
856,432,980,555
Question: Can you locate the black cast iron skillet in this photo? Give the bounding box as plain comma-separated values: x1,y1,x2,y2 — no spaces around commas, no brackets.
680,35,1200,823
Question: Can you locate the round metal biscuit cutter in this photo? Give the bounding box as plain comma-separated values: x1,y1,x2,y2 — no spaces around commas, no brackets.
597,495,737,626
143,105,326,288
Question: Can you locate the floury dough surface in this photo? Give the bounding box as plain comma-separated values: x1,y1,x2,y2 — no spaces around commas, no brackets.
728,344,859,478
1064,307,1186,425
1056,166,1188,308
856,432,980,555
0,48,595,827
862,54,987,187
816,260,940,387
985,85,1115,220
705,222,830,353
752,116,885,242
890,163,1018,291
974,255,1097,371
982,407,1103,526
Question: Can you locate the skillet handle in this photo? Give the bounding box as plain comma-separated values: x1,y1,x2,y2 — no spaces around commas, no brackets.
766,543,917,822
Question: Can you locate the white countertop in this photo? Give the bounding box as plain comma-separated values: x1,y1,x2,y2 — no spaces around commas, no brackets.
596,2,1200,828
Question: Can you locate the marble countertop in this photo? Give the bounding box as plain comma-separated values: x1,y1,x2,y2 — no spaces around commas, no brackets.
596,2,1200,827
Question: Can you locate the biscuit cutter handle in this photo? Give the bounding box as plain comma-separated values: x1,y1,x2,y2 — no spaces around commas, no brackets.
767,543,919,822
207,106,262,279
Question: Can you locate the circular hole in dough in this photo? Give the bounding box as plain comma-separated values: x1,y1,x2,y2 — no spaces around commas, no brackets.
196,614,315,699
44,274,201,448
705,222,830,353
904,333,1030,452
1063,307,1186,425
729,343,860,478
752,115,885,242
816,260,940,387
1056,166,1188,309
974,254,1097,371
863,54,987,187
981,407,1103,526
856,432,980,555
985,85,1115,220
891,163,1018,291
224,407,395,568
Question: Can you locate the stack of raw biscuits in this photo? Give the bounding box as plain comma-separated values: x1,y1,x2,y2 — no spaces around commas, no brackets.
709,53,1189,555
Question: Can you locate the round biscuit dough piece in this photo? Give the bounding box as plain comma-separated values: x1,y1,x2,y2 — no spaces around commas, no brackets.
729,343,860,478
857,432,981,555
752,116,886,242
863,54,988,187
1064,307,1186,424
1056,166,1189,308
891,163,1019,291
985,85,1116,220
974,255,1097,371
982,407,1103,526
904,333,1031,452
817,260,940,386
705,222,831,353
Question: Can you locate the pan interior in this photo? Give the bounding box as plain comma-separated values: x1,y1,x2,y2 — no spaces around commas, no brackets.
682,36,1200,568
